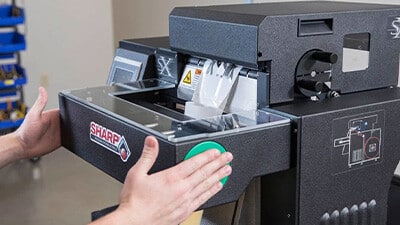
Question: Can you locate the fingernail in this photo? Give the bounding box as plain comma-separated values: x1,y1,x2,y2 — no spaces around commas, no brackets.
145,137,155,148
224,165,232,174
216,182,223,190
225,152,233,161
213,149,221,157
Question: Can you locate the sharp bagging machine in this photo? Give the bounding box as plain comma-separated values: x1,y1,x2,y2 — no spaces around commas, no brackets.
59,1,400,224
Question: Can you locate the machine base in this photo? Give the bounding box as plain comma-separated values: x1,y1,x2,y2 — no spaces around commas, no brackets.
91,175,400,224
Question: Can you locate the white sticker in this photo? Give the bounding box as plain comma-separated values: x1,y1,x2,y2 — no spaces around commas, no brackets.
89,122,131,162
180,65,202,90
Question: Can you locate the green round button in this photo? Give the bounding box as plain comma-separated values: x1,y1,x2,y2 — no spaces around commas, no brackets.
184,141,230,186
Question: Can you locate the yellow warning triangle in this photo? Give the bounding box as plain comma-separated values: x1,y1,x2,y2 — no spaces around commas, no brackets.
183,70,192,84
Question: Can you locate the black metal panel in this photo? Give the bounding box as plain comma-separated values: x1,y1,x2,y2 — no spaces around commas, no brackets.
169,7,263,69
263,8,400,104
119,36,170,53
388,175,400,225
272,88,400,225
261,169,297,225
180,1,397,16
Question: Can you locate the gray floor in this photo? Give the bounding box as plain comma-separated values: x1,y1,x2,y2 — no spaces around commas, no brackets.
0,147,123,225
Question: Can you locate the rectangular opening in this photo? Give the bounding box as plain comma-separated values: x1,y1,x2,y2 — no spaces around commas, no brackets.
342,33,370,72
298,18,333,36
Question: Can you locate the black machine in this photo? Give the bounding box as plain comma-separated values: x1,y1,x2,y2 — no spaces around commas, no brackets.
59,1,400,224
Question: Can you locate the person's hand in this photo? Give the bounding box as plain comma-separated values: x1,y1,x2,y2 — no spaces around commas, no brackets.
15,87,61,159
92,136,233,225
119,136,233,224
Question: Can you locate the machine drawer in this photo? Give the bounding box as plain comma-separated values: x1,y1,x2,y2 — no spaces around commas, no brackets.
59,89,292,208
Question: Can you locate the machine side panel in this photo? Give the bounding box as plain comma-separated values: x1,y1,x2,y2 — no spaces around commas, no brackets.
297,99,400,224
59,94,176,183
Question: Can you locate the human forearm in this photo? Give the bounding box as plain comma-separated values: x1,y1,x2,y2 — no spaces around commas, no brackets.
0,132,24,168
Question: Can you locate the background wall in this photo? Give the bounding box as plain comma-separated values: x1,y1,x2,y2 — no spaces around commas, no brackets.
112,0,304,43
21,0,114,109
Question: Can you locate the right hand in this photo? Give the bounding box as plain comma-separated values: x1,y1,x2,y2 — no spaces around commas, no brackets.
93,136,233,225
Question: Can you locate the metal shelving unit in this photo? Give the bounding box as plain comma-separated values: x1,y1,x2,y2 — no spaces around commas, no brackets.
0,1,26,134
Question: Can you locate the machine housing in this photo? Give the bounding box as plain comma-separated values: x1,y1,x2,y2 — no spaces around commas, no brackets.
59,1,400,224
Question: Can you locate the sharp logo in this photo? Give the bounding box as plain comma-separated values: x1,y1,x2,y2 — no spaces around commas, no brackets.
389,17,400,39
90,122,131,162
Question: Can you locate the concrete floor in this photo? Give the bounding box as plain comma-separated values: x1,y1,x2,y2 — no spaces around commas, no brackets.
0,147,399,225
0,147,123,225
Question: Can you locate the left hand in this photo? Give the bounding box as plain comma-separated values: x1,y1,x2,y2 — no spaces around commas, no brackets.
15,87,61,159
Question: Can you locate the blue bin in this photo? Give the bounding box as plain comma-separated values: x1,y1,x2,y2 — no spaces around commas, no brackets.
0,88,19,110
0,53,14,59
0,64,27,88
0,32,26,53
0,117,23,130
0,5,24,26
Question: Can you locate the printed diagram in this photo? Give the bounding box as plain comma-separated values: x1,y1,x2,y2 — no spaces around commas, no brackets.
334,115,381,168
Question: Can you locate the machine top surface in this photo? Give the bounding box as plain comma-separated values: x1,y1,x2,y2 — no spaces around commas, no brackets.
121,36,170,50
177,1,400,17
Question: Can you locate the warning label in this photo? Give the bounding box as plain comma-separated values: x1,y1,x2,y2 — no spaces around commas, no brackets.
177,64,204,101
180,65,202,90
183,70,192,84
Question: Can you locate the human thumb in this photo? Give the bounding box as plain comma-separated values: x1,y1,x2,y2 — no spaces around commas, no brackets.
29,87,48,118
134,136,159,175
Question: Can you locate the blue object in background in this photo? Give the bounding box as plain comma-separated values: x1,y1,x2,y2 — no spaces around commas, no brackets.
0,4,27,132
0,5,24,26
0,32,26,53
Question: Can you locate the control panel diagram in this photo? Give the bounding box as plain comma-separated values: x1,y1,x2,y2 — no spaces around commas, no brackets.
332,111,384,174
